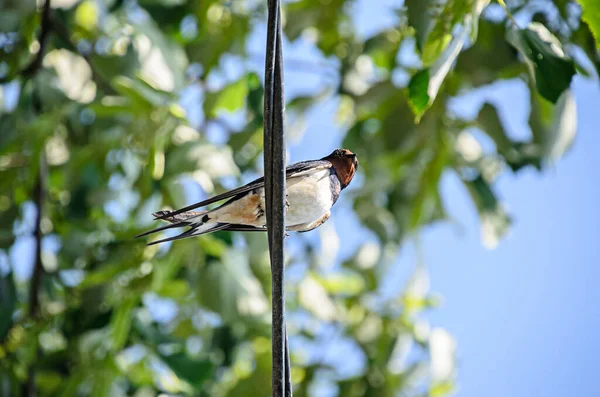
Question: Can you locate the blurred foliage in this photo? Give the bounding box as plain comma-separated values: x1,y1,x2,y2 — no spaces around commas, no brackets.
0,0,598,396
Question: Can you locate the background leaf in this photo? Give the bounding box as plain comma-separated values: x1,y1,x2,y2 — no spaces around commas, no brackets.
507,23,576,103
577,0,600,47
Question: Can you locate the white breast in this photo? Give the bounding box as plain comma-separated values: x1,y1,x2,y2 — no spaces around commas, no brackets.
284,168,333,226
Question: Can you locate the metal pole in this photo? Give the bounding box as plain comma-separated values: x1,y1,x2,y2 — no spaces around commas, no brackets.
263,0,291,396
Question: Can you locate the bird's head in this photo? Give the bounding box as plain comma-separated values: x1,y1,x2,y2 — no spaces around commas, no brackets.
322,149,358,189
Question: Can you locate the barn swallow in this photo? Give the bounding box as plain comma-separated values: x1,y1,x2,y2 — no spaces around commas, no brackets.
135,149,358,245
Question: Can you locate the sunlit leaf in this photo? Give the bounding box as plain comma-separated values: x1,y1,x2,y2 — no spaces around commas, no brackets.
204,77,249,117
408,2,486,121
111,76,174,109
469,0,491,41
74,0,98,32
578,0,600,48
406,0,474,65
298,274,337,321
36,371,63,395
315,269,365,296
157,279,190,299
408,69,430,121
406,0,440,53
131,13,189,91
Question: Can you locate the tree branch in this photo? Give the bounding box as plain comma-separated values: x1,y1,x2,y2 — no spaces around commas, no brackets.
28,157,46,319
22,97,47,397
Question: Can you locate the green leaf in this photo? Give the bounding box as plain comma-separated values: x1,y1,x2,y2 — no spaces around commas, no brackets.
464,175,511,249
315,269,366,296
507,23,576,103
578,0,600,48
406,0,439,53
160,352,214,388
408,1,486,121
284,0,347,55
81,263,130,288
75,1,99,32
529,88,577,164
109,297,137,351
87,97,134,117
409,135,451,228
199,248,268,322
426,27,468,101
406,0,474,65
130,11,189,91
475,103,543,171
475,103,540,171
544,89,577,161
455,19,524,88
299,275,337,321
157,279,190,299
204,78,249,117
165,142,240,179
408,27,467,122
246,72,264,116
476,103,513,155
117,351,155,386
44,49,97,103
91,359,120,397
430,380,456,396
36,371,63,395
465,175,498,212
364,29,402,71
422,33,453,66
469,0,491,41
111,76,175,111
407,69,430,122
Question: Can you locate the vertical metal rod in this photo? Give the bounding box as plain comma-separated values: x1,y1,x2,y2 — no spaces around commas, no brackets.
263,0,290,396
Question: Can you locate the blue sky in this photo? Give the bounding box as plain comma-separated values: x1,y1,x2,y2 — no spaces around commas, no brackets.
283,79,599,397
422,76,600,397
285,62,599,397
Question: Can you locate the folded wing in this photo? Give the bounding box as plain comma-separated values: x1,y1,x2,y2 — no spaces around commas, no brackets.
153,160,331,220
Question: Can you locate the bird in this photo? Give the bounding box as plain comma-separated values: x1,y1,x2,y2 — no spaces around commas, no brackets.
135,149,358,245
